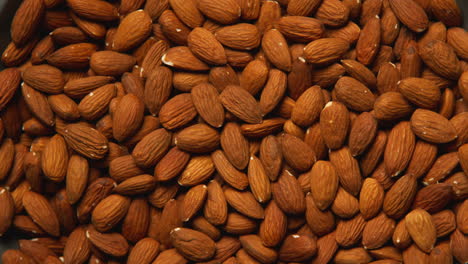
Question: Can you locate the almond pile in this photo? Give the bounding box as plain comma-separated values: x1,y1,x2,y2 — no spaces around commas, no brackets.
0,0,468,263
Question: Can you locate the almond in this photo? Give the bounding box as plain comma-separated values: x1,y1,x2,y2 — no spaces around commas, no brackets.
191,82,225,127
220,85,262,124
389,0,428,32
132,128,171,168
188,27,227,65
291,85,325,127
303,38,350,66
198,0,241,25
23,191,60,237
112,10,152,52
405,208,437,252
63,123,108,159
419,40,461,80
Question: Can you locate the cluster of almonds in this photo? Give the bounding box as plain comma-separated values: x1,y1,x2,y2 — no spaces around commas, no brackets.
0,0,468,263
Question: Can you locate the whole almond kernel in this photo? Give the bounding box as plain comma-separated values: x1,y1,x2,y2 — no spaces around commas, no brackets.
132,128,171,168
91,194,131,232
259,69,288,115
122,198,151,243
178,155,215,186
410,109,457,144
158,10,190,45
341,59,377,89
240,59,269,95
334,76,376,112
259,135,282,181
383,174,418,219
215,23,261,51
303,38,350,66
113,93,145,142
41,134,68,182
112,10,152,52
188,27,227,65
331,187,360,219
66,155,89,204
419,40,461,80
335,214,367,247
291,85,325,127
224,187,265,219
0,188,14,237
430,0,462,27
169,0,203,28
175,124,220,153
423,152,459,185
63,123,108,160
204,180,228,226
281,133,316,172
272,170,306,215
315,0,350,27
247,155,271,203
447,27,468,60
114,174,157,196
181,185,207,222
22,65,65,94
335,248,372,263
170,227,216,261
67,0,118,22
279,234,317,262
224,212,257,235
261,29,292,72
154,147,190,182
384,121,415,177
86,227,129,257
405,208,437,253
220,85,262,124
239,235,278,264
329,147,362,196
287,0,322,16
349,112,378,157
63,226,91,264
191,82,224,128
360,178,385,220
388,0,428,32
221,122,250,170
259,200,287,247
320,101,350,150
356,15,381,65
21,82,55,126
277,16,324,43
90,51,136,76
362,213,396,249
197,0,241,25
127,237,160,264
23,191,60,237
398,78,441,109
310,161,339,211
162,46,210,71
373,92,414,121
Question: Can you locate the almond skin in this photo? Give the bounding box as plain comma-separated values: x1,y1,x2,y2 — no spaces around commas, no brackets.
410,109,458,144
303,38,350,66
22,191,60,237
112,10,152,52
188,27,227,65
220,85,262,124
170,227,216,261
310,161,339,210
405,208,437,253
389,0,429,32
113,93,145,142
